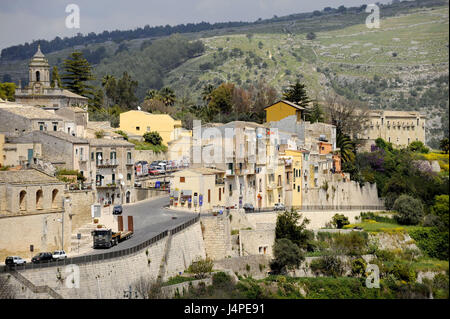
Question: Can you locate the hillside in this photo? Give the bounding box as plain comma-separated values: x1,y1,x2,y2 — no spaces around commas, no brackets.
165,5,449,147
0,0,448,147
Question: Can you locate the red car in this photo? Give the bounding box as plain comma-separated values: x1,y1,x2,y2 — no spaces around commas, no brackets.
148,169,159,175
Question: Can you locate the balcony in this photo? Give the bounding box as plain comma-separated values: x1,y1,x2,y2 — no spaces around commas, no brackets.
126,160,134,166
266,183,276,190
96,159,119,168
96,180,118,188
215,178,225,185
226,169,235,176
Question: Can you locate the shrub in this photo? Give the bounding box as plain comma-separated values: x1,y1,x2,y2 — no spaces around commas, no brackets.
94,130,105,139
187,257,214,279
331,214,350,229
388,263,416,283
212,272,232,289
143,131,162,146
309,254,345,277
409,227,449,260
393,195,424,225
270,238,304,274
408,141,429,153
351,258,367,277
332,232,368,256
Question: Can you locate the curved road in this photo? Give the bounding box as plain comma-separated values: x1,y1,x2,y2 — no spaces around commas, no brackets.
86,196,195,255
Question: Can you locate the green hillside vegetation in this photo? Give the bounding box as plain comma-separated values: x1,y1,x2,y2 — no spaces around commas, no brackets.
0,1,448,146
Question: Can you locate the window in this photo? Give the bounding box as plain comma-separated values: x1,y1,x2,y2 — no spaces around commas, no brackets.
52,189,58,209
127,173,131,181
147,126,150,132
36,190,43,210
36,71,40,82
91,152,94,161
208,189,211,203
38,122,44,131
297,185,300,192
180,177,185,183
19,190,27,211
53,122,58,131
136,127,140,131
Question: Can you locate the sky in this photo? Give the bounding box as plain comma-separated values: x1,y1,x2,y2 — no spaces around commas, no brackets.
0,0,392,50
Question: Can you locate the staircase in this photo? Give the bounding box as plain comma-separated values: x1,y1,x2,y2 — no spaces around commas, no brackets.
157,231,173,282
70,223,99,254
8,269,63,299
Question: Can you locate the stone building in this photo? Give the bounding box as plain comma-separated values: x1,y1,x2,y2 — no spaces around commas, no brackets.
0,133,42,168
358,110,426,150
0,169,71,260
88,138,135,205
0,102,70,134
14,45,88,108
54,106,88,138
170,167,225,213
9,131,92,183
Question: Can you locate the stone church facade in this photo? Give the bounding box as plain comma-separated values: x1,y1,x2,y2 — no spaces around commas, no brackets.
15,45,88,109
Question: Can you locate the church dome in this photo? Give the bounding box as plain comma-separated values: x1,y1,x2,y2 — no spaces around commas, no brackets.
29,44,49,68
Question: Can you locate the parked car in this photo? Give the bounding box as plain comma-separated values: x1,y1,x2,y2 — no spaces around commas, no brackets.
243,203,255,212
52,250,67,260
274,203,285,211
5,256,26,266
113,205,123,215
155,166,166,174
31,252,53,263
148,169,159,175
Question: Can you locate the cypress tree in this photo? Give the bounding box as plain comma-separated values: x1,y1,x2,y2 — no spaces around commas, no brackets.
61,51,95,98
282,80,311,108
50,66,62,88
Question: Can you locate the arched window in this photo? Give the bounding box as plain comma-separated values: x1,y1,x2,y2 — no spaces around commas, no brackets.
36,190,43,210
19,190,27,211
36,71,40,82
126,191,131,204
52,189,59,209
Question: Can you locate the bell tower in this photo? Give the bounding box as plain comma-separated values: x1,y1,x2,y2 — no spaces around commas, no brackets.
28,44,50,94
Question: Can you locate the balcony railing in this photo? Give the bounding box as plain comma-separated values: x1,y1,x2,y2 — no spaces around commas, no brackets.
96,180,118,188
215,178,225,185
126,160,134,165
96,159,119,167
226,169,234,176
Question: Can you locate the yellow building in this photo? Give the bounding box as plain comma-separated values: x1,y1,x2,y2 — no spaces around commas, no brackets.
285,149,303,209
0,134,5,168
170,167,225,213
264,100,305,123
265,160,286,208
119,110,183,145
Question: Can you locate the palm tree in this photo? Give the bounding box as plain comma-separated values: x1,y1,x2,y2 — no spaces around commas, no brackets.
201,84,215,105
337,133,355,164
102,75,114,87
159,87,176,106
145,89,159,101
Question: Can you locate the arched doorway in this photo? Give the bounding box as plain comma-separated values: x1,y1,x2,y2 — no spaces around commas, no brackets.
19,190,27,211
36,189,43,210
52,189,58,209
126,191,131,204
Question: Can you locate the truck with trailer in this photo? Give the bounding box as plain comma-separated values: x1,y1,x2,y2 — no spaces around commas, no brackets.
91,216,134,248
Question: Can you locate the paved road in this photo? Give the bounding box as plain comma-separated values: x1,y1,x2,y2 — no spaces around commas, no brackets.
86,196,195,255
